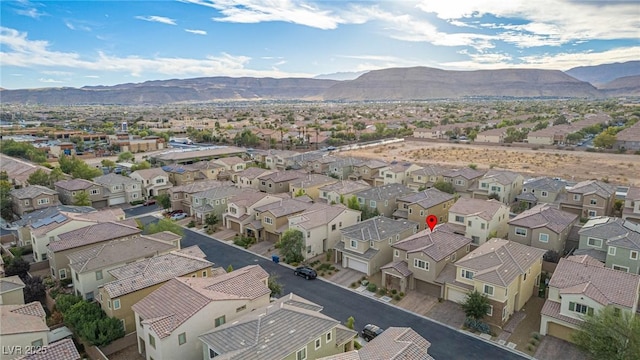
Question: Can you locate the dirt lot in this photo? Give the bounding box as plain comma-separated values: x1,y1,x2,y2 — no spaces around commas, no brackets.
343,141,640,186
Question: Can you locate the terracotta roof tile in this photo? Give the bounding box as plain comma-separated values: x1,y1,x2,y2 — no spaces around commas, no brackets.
508,203,578,233
392,225,471,262
450,198,506,221
0,302,48,336
398,188,454,209
49,221,141,252
17,338,80,360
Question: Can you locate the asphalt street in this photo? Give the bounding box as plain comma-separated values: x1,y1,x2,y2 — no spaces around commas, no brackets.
136,215,528,360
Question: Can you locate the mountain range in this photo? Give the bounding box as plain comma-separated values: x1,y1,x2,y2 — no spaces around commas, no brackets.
1,61,638,105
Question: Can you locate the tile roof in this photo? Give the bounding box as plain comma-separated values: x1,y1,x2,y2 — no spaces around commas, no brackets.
129,167,168,180
0,154,51,185
0,302,48,336
522,177,566,193
227,190,282,207
341,216,417,242
626,186,640,201
289,174,338,188
289,204,354,230
93,173,141,186
579,217,640,251
48,220,141,252
54,178,97,191
358,159,388,169
550,257,640,308
354,183,415,202
17,338,80,360
254,198,310,217
409,164,448,177
30,208,126,237
170,179,233,194
540,299,583,327
10,185,58,199
214,156,245,166
145,231,182,243
508,203,578,233
398,188,454,209
443,167,484,180
456,238,546,287
449,198,506,221
132,265,269,339
257,170,308,183
572,249,607,262
192,185,244,201
616,120,640,141
199,293,356,360
0,276,26,294
381,261,413,277
350,327,432,360
319,180,371,195
103,247,213,298
568,180,616,198
235,167,275,180
392,224,472,262
13,205,96,227
481,169,522,185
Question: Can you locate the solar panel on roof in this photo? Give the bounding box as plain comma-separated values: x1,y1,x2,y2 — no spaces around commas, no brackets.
32,220,45,228
41,217,55,226
52,214,67,223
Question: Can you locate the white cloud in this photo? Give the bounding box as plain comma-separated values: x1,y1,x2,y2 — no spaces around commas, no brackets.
185,29,207,35
41,70,72,76
338,54,428,71
64,20,92,32
84,75,100,78
39,78,63,83
16,7,45,19
135,15,177,25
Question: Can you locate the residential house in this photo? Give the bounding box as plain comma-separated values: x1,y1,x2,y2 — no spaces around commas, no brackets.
263,150,299,170
472,169,524,204
354,183,416,218
334,217,418,276
129,168,173,198
190,186,244,224
223,191,288,236
575,217,640,274
0,276,25,305
614,120,640,151
199,293,357,360
0,302,49,360
516,177,567,210
382,224,471,296
233,167,275,189
0,154,53,188
250,198,312,242
133,265,271,360
394,188,455,231
186,160,226,181
93,173,143,206
289,203,361,260
317,327,434,360
168,180,232,214
13,205,96,246
348,159,389,185
540,255,640,342
287,152,326,171
560,180,616,218
622,186,640,224
318,180,370,205
443,168,484,197
448,198,510,245
47,220,141,282
307,155,340,174
54,179,108,208
289,174,338,200
257,170,308,194
15,338,80,360
406,165,448,191
212,156,247,173
97,246,215,334
327,157,364,180
161,164,202,186
10,186,59,216
443,239,546,327
29,208,125,263
508,204,579,254
374,163,422,186
67,232,180,301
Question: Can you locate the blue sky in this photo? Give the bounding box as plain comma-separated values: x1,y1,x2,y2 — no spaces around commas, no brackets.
1,0,639,89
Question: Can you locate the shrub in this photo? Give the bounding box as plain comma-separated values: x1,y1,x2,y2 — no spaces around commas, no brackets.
399,292,405,297
529,338,539,346
463,317,491,334
129,200,145,206
394,294,401,301
350,282,357,288
391,289,398,295
378,289,386,296
367,283,377,292
531,332,541,340
527,345,534,352
187,220,196,228
354,341,362,350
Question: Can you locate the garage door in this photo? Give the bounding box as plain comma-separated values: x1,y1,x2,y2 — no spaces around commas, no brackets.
228,220,241,233
415,280,442,297
346,257,368,274
109,196,126,206
446,286,468,304
547,322,575,342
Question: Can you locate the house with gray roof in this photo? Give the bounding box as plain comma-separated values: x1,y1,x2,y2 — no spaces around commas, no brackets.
348,159,389,185
319,180,371,206
161,164,202,186
289,174,338,200
133,265,270,360
168,179,233,214
406,164,448,191
622,186,640,224
443,239,546,328
560,179,616,218
250,198,312,242
540,255,640,342
614,120,640,151
199,293,357,360
190,185,244,225
443,167,484,196
13,205,95,245
354,183,415,218
129,167,172,198
508,203,579,254
0,276,26,305
395,188,456,231
448,198,510,245
10,185,59,216
97,246,215,333
516,177,567,209
233,167,276,189
54,178,108,209
334,216,418,276
472,169,524,204
223,191,288,235
93,173,142,206
307,155,340,174
327,157,365,180
257,170,308,194
375,162,422,187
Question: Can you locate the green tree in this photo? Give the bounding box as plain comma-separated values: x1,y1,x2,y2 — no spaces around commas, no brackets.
55,294,83,313
268,274,283,297
347,196,360,211
144,218,184,236
346,316,355,330
27,169,51,187
0,171,8,181
468,163,478,170
279,229,304,264
204,213,218,227
101,159,116,168
156,193,171,209
226,264,234,273
460,290,491,321
294,189,305,197
73,191,91,206
0,180,14,220
49,167,65,184
23,276,46,303
433,180,455,194
59,155,102,180
117,151,134,163
593,133,616,149
130,160,151,171
79,316,125,347
361,206,380,220
5,257,30,277
572,306,640,360
468,130,478,142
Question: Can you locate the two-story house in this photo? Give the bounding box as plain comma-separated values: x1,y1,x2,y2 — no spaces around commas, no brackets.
394,188,455,230
10,186,59,216
97,246,215,334
168,180,232,214
448,198,510,245
472,169,524,204
67,232,180,301
622,186,640,224
161,164,201,186
213,156,247,174
348,159,389,185
508,204,579,254
382,224,472,296
185,160,226,181
257,170,308,194
47,220,141,283
516,177,567,210
133,265,271,360
575,217,640,273
190,185,244,224
289,174,338,200
250,198,312,242
54,179,108,208
13,205,97,246
0,302,49,360
334,217,418,276
319,180,371,205
560,179,616,218
129,168,173,198
233,167,275,189
0,276,25,305
223,191,289,236
443,167,484,196
443,239,546,328
327,157,364,180
93,173,143,206
374,163,422,186
289,203,361,259
263,150,299,170
307,155,339,174
540,255,640,342
354,184,416,217
199,293,357,360
406,165,448,191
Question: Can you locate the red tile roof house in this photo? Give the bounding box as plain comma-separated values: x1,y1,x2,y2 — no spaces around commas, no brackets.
0,302,50,358
540,255,640,343
132,265,271,360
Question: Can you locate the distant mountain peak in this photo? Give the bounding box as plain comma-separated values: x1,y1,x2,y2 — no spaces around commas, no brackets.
313,71,368,81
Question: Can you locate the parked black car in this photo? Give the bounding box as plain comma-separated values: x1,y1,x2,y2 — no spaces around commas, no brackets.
361,324,384,342
294,266,317,280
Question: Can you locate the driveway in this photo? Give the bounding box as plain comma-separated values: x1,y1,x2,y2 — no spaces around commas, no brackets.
396,292,438,316
426,300,466,329
328,267,364,288
534,336,587,360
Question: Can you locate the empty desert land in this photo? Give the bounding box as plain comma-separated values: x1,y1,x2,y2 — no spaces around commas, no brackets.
344,141,640,186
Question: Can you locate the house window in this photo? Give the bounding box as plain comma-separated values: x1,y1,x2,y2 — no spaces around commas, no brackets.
108,300,111,309
113,299,121,310
394,250,399,257
587,238,602,248
468,220,472,227
236,305,246,313
370,200,376,208
331,224,337,231
414,258,429,271
569,302,594,315
296,347,307,360
491,186,500,192
59,269,67,279
32,339,43,348
455,215,464,223
96,270,103,280
483,284,494,296
91,189,100,195
466,244,471,252
315,337,321,350
515,227,527,236
590,199,597,205
480,223,485,230
631,251,639,260
502,307,508,320
541,191,548,197
471,236,480,244
178,332,187,345
37,198,50,205
202,270,208,277
573,194,581,201
539,233,549,243
132,194,138,199
451,252,456,262
406,253,409,260
420,210,424,216
326,331,332,342
487,305,493,316
608,247,616,256
588,210,597,217
120,319,125,330
215,315,225,327
264,217,273,225
350,240,357,249
481,183,488,189
149,334,156,349
455,179,464,186
613,264,630,272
